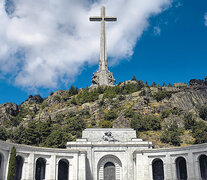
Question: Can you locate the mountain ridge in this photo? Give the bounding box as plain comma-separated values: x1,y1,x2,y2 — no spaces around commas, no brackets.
0,77,207,148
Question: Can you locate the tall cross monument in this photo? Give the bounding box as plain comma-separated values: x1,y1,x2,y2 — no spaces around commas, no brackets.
90,6,117,87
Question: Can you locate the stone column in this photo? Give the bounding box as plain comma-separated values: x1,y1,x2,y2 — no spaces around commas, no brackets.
21,155,28,180
188,152,196,180
2,151,9,180
26,153,35,180
165,153,173,180
100,6,107,71
47,154,56,180
78,152,86,180
136,152,148,180
194,154,201,180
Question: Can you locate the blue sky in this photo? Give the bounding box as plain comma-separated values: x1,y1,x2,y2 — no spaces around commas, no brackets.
0,0,207,104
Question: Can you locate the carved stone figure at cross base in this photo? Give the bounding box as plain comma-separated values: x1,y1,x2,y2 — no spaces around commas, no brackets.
90,6,116,87
102,131,118,142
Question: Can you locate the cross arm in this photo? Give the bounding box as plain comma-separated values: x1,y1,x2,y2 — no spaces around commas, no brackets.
104,17,117,21
89,16,102,21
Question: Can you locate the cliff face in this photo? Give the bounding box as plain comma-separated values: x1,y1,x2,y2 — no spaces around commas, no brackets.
170,88,207,113
1,79,207,148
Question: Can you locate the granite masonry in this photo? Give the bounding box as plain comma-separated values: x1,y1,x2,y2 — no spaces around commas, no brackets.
90,7,116,87
0,128,207,180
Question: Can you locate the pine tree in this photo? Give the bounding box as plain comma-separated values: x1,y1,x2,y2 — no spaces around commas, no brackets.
39,119,52,144
168,83,172,87
151,82,157,87
24,121,39,145
132,75,137,81
68,85,78,96
7,146,16,180
0,126,7,141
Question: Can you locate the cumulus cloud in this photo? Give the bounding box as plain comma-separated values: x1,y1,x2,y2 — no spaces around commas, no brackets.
0,0,171,88
153,26,161,36
205,13,207,26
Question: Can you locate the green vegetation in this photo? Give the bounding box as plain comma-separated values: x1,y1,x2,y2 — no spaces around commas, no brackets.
139,89,146,96
124,108,135,118
160,121,183,146
10,115,85,148
161,108,183,119
0,126,7,140
7,146,16,180
44,126,73,148
184,113,196,130
192,121,207,144
2,80,207,149
65,115,86,137
153,90,172,102
151,82,157,87
69,81,145,105
168,83,173,87
10,108,33,127
104,110,118,121
54,113,65,123
132,75,137,81
68,85,79,96
54,95,61,102
198,105,207,121
101,121,113,128
131,114,161,132
76,89,99,104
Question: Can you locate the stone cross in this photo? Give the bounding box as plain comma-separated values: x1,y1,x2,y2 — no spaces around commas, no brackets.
90,6,117,71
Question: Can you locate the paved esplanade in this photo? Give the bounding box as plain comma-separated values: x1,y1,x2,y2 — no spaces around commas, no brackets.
90,6,116,86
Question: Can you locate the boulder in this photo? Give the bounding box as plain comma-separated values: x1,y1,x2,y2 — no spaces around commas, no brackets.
26,95,44,104
189,79,205,87
5,103,19,116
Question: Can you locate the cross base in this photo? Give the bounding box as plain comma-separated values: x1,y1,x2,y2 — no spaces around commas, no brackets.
91,69,116,87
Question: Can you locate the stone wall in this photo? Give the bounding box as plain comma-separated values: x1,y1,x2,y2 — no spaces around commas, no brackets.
0,129,207,180
0,141,86,180
135,143,207,180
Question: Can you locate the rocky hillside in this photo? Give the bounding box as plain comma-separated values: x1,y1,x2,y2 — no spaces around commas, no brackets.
0,77,207,148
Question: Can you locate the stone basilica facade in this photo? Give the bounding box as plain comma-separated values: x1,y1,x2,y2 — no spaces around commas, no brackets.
0,128,207,180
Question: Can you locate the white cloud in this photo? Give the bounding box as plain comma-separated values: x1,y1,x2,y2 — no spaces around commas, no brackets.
0,0,171,88
205,13,207,26
153,26,161,36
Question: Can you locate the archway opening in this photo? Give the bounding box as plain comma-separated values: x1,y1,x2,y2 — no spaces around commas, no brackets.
199,155,207,180
152,159,164,180
35,158,46,180
58,159,69,180
104,162,115,180
14,156,24,180
176,157,187,180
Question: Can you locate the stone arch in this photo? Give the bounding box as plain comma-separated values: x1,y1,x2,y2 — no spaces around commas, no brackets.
98,155,122,180
35,157,46,180
0,152,4,180
176,157,187,180
58,159,69,180
199,154,207,180
152,158,164,180
14,155,24,180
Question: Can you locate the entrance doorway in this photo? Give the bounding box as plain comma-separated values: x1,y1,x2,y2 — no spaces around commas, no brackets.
104,162,115,180
152,159,164,180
